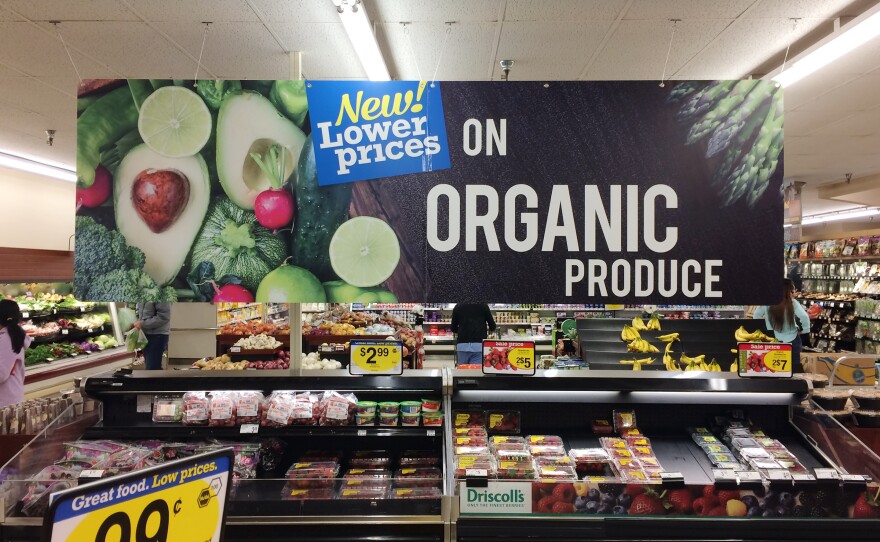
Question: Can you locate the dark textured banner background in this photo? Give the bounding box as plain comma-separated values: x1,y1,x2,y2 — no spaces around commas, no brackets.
366,81,783,304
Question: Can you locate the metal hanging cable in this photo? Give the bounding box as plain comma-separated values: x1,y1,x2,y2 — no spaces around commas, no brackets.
402,23,423,81
194,22,212,83
780,18,801,74
659,19,680,88
52,22,82,84
430,23,453,87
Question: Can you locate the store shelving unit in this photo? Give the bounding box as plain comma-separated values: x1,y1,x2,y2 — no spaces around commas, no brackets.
217,302,264,326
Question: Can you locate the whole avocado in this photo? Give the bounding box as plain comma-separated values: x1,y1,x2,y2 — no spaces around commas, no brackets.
289,136,352,281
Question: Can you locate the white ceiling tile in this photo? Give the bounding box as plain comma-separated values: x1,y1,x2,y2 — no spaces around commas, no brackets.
0,77,75,121
505,0,626,22
248,0,342,23
794,74,880,116
366,0,500,23
125,1,259,23
1,0,139,21
491,21,612,80
262,22,366,79
810,104,880,137
625,0,755,20
154,21,287,79
588,19,731,79
745,0,855,20
379,22,497,80
0,22,109,77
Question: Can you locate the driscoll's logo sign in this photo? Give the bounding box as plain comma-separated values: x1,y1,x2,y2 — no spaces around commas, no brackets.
467,488,526,504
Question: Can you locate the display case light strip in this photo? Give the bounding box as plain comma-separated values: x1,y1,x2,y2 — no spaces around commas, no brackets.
455,390,801,405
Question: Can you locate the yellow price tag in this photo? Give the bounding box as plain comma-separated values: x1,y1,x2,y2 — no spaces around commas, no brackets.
738,343,793,378
47,450,231,542
507,347,534,370
482,340,536,375
349,340,403,375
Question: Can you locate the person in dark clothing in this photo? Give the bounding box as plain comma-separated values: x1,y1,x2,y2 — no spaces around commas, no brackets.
134,302,171,370
450,303,496,366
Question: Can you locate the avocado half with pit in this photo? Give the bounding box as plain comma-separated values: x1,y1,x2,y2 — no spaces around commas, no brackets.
217,91,307,210
115,144,210,285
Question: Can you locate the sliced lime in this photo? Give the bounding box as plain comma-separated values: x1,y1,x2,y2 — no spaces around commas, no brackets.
138,86,212,158
329,216,401,288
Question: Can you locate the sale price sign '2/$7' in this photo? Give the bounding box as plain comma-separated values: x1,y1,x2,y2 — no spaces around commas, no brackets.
737,342,793,378
349,339,404,375
482,340,536,376
44,448,233,542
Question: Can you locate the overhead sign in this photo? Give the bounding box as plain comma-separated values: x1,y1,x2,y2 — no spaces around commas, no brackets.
349,339,404,375
482,340,536,375
738,342,793,378
44,448,233,542
75,79,783,304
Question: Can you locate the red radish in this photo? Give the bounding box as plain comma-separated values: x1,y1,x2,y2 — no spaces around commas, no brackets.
76,165,112,208
254,188,295,230
211,282,254,303
250,144,295,231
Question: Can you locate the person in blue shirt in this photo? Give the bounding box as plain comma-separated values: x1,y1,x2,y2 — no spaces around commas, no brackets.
752,279,811,372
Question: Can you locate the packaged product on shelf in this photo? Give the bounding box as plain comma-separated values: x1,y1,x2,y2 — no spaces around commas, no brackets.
340,477,392,490
536,464,578,481
356,401,377,415
455,445,490,456
535,455,574,468
92,447,156,478
422,412,443,426
454,435,489,447
453,409,486,428
262,391,296,427
208,391,237,427
394,467,442,488
182,391,210,426
285,461,340,489
389,487,442,499
291,392,320,426
453,455,497,478
529,444,567,457
399,450,440,468
344,468,392,480
348,451,392,469
399,401,421,415
489,435,526,451
299,450,344,463
612,410,638,433
63,441,121,464
487,410,521,434
527,435,564,446
356,413,376,426
400,413,420,426
338,487,388,500
420,398,441,412
591,419,613,434
160,443,202,461
379,401,400,415
151,395,184,423
284,487,334,501
379,413,399,426
454,426,488,437
235,391,264,424
317,391,357,426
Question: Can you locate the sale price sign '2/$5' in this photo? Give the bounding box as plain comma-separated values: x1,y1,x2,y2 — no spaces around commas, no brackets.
349,339,404,375
44,448,233,542
482,340,536,376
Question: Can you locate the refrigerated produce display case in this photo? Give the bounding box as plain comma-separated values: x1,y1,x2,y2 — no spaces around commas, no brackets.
448,371,880,541
0,371,447,542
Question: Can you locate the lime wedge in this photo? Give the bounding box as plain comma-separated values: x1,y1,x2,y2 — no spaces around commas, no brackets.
138,86,211,158
329,216,401,288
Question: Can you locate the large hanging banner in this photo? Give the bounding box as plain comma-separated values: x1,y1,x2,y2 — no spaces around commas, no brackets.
73,79,783,303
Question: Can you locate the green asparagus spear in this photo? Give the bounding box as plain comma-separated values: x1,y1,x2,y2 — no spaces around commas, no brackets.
686,80,760,145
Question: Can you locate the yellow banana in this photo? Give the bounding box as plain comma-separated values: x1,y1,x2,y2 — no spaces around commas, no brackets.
729,360,738,372
632,317,648,331
657,333,680,342
647,342,660,353
647,316,661,331
621,325,640,342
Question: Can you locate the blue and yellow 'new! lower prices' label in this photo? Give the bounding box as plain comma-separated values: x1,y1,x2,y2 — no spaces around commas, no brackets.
47,451,231,542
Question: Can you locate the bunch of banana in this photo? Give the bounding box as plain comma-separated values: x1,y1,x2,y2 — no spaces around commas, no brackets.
632,317,648,331
657,332,680,342
621,325,641,342
646,316,661,331
681,353,708,371
705,358,722,371
627,338,659,353
729,360,738,372
734,326,778,343
620,357,655,371
663,350,681,371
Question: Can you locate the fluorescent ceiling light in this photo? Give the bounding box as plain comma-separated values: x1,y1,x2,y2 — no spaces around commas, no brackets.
772,6,880,88
783,223,793,228
333,0,390,81
801,207,880,226
0,151,76,183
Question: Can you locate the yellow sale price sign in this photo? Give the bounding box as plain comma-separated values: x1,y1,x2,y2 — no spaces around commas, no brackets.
350,339,404,375
482,340,536,375
737,342,793,378
45,449,232,542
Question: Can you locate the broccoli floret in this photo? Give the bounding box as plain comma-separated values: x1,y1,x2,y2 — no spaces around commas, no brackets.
86,269,177,302
74,216,146,286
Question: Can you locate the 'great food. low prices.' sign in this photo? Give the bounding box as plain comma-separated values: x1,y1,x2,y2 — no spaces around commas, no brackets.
74,80,782,304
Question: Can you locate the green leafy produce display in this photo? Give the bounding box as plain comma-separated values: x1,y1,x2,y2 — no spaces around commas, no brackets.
669,80,783,208
75,79,398,303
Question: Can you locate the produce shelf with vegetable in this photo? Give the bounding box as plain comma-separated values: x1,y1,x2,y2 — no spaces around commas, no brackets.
449,371,880,541
0,371,447,542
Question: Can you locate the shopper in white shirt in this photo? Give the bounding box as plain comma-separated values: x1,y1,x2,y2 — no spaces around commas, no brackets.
752,279,811,372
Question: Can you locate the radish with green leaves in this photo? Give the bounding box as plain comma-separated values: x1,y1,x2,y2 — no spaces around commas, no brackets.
211,282,254,303
250,144,295,231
